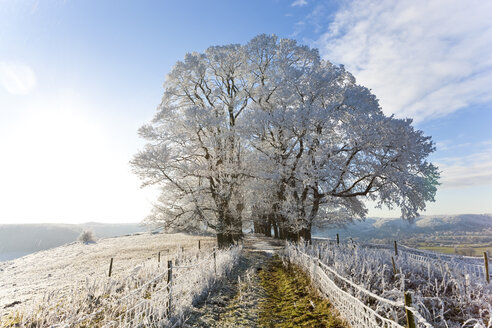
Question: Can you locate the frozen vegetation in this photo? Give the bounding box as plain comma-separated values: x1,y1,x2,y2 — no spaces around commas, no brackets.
1,234,349,327
286,241,492,328
132,34,439,246
183,235,347,327
1,228,489,327
0,232,231,327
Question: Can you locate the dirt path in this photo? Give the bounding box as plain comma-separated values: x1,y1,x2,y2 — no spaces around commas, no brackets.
181,235,346,327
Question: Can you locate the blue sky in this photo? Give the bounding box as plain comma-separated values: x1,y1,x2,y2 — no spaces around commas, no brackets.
0,0,491,223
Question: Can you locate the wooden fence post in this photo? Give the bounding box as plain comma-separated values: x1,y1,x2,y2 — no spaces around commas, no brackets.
198,239,201,250
484,251,490,283
336,233,340,245
394,241,398,256
158,251,161,263
213,248,217,276
167,260,172,316
108,258,113,277
391,256,397,276
404,292,416,328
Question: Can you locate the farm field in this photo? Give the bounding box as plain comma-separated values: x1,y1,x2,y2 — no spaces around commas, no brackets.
0,232,215,316
417,244,492,257
314,215,492,258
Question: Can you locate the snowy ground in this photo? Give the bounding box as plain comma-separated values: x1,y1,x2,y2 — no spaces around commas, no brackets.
1,234,350,327
0,232,215,315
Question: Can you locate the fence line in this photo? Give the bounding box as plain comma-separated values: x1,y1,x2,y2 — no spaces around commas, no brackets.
118,246,236,327
47,246,240,328
401,251,487,280
286,244,434,328
313,237,490,281
172,249,217,269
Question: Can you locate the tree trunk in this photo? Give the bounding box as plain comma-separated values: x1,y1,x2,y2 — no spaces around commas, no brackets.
217,229,242,248
233,203,244,242
264,218,272,237
299,227,312,244
280,225,312,243
217,232,234,248
216,209,242,248
279,225,285,239
254,220,263,234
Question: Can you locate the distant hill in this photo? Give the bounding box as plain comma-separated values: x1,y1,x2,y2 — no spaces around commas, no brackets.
4,215,490,261
0,222,146,261
313,214,492,242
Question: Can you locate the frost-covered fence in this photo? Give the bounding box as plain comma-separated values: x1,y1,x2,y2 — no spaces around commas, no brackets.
402,251,487,281
367,242,489,281
305,240,492,328
313,238,491,282
397,244,489,282
312,236,337,244
117,246,239,327
3,246,240,328
285,243,432,328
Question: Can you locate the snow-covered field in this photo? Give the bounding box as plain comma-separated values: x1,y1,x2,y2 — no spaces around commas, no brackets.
0,232,215,316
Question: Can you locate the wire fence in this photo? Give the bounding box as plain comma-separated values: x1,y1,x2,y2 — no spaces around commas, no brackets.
23,246,242,328
117,246,234,328
285,243,433,328
312,237,491,282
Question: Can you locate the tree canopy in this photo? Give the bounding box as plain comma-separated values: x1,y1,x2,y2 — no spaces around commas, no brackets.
131,34,439,246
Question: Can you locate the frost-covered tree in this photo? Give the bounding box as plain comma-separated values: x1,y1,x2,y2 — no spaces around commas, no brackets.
78,230,96,243
241,35,439,241
132,43,256,247
132,34,439,245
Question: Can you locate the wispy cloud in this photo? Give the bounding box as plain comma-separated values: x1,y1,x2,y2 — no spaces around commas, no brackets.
316,0,492,122
291,0,308,7
290,20,306,37
0,61,36,95
436,142,492,189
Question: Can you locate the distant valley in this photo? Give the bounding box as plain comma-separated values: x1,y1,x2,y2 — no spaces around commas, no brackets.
314,213,492,256
1,214,491,262
0,222,146,261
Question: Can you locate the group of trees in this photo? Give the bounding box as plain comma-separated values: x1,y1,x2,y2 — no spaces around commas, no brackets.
131,34,439,247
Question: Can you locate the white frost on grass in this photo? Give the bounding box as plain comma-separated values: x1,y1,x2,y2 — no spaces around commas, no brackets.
0,232,215,314
290,241,492,327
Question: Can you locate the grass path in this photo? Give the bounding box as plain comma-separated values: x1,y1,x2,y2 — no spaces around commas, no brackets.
182,236,347,327
258,257,347,328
